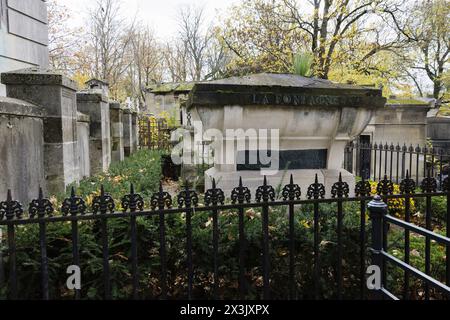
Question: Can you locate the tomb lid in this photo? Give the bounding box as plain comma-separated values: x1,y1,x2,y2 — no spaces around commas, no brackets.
0,96,46,118
187,72,386,109
1,68,78,91
147,82,196,95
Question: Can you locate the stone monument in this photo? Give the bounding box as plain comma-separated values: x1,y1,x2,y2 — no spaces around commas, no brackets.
1,68,80,195
185,73,386,195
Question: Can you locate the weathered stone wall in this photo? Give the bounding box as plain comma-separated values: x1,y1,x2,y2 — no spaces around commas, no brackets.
77,112,90,180
0,97,45,204
0,0,49,96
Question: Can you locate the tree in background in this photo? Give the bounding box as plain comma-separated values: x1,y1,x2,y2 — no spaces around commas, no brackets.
129,23,164,106
47,0,79,73
386,0,449,100
218,0,407,92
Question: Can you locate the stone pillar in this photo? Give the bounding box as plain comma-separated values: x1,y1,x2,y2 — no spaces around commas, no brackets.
77,112,91,180
1,68,79,195
123,109,134,157
110,101,124,163
77,90,111,175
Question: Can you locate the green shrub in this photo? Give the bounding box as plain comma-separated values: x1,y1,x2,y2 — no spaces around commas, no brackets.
415,196,448,223
0,201,370,300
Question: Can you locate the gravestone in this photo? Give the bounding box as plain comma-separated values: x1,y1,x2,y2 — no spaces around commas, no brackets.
186,73,386,195
110,101,124,162
77,80,111,175
1,68,79,195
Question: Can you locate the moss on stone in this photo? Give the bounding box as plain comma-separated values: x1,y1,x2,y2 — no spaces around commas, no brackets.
387,98,428,105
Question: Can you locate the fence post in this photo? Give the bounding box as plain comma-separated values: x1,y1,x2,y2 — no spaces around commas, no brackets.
368,195,388,300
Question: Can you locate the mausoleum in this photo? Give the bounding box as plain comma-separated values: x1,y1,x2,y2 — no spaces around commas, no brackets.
186,73,386,195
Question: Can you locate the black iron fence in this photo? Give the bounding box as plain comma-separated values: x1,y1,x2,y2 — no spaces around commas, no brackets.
0,174,449,300
345,142,450,189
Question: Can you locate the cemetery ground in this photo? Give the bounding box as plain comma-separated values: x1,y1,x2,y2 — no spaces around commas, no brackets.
0,149,447,300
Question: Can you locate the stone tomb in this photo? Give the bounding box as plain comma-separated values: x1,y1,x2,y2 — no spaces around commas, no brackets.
186,73,386,196
1,68,80,195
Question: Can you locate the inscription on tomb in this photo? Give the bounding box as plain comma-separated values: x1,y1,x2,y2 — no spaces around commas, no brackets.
251,93,363,107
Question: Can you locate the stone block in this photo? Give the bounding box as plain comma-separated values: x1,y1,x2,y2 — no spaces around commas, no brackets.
0,97,46,204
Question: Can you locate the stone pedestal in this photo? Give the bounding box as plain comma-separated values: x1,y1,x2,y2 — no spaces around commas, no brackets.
1,68,79,195
77,91,111,175
110,101,124,163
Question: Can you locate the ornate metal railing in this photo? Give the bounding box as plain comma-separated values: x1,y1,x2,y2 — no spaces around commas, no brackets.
345,142,450,189
0,173,449,300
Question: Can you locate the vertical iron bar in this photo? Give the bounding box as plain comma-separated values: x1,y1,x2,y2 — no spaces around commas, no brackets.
39,220,49,300
71,220,80,300
368,196,388,300
416,147,420,187
101,217,111,300
389,147,394,181
396,146,400,184
360,199,366,300
186,206,193,300
337,200,343,300
409,149,413,184
379,145,383,181
130,214,139,300
159,211,167,300
212,206,219,299
402,145,406,180
238,206,246,299
262,203,270,299
373,145,378,181
289,201,295,300
7,224,17,300
425,194,431,300
423,148,428,179
314,202,320,299
384,145,388,177
404,192,411,300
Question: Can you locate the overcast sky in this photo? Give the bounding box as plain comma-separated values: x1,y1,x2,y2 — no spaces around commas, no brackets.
56,0,239,40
